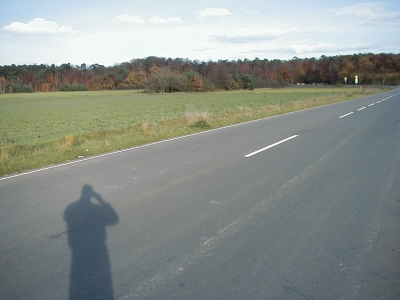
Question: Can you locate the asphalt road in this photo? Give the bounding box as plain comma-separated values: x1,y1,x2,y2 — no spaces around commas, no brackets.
1,89,399,299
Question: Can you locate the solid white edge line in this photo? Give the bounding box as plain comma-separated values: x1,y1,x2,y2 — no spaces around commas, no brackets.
0,113,301,181
244,135,299,158
3,90,399,181
339,112,354,118
357,107,366,111
0,130,221,181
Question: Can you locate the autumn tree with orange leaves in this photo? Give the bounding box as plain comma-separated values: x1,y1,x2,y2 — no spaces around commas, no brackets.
0,53,398,93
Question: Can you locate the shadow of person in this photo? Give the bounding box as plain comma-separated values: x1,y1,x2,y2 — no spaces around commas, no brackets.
64,185,119,300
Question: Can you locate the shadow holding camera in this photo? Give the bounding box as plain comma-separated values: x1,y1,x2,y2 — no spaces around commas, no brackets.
64,185,119,300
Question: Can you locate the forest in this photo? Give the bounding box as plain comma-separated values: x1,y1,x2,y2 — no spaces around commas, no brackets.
0,53,399,94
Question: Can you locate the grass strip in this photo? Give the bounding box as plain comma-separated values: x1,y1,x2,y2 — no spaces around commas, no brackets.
0,87,393,176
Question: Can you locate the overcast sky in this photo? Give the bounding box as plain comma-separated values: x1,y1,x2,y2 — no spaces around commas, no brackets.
1,0,399,66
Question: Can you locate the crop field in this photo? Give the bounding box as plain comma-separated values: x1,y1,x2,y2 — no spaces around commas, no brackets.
0,86,392,175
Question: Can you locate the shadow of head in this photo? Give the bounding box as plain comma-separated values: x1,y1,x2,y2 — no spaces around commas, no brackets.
82,184,93,197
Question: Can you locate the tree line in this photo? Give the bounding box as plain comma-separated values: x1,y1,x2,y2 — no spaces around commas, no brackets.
0,53,398,93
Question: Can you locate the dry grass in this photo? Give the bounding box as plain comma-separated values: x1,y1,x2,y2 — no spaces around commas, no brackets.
184,111,211,124
1,86,394,176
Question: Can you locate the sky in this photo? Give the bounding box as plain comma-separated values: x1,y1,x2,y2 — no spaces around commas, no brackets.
1,0,399,66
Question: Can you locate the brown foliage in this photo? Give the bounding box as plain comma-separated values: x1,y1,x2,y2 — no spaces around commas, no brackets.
121,71,148,87
0,77,6,93
0,53,399,93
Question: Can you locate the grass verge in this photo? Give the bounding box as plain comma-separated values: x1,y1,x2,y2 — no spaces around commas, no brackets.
0,86,394,176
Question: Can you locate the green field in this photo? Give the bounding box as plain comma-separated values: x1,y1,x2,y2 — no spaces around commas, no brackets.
0,86,392,176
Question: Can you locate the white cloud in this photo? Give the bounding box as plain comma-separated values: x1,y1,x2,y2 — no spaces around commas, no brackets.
329,3,400,20
167,17,182,23
210,27,315,43
359,19,400,26
244,43,372,56
289,44,342,54
293,43,371,54
193,47,216,52
150,16,182,24
3,18,77,34
116,13,145,24
198,7,232,18
246,11,259,15
57,25,77,34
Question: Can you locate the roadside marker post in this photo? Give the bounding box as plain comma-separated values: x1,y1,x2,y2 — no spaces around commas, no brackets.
355,75,358,91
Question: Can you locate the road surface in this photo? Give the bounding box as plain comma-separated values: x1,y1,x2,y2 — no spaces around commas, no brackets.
1,89,399,299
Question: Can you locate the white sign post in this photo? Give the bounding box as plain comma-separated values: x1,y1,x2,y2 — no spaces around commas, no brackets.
355,75,358,91
344,77,347,85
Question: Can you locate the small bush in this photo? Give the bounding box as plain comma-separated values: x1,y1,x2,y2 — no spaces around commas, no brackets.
20,85,33,93
278,76,287,87
6,83,32,93
190,120,211,129
58,83,88,91
58,83,71,91
239,73,255,90
71,83,88,91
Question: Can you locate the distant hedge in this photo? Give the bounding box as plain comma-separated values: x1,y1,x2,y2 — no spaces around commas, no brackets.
58,83,88,92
